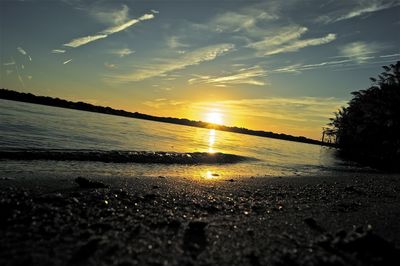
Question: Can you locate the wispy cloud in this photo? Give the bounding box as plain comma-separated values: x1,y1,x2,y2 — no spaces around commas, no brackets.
17,47,27,55
101,18,140,35
272,52,398,74
3,59,16,66
151,9,159,14
110,43,234,82
89,4,129,25
210,8,278,37
318,0,400,23
104,62,117,69
167,36,188,49
16,46,32,61
63,59,72,64
64,34,108,48
273,59,354,74
51,49,66,54
188,66,267,86
248,26,336,56
143,98,184,108
112,48,134,57
339,41,384,62
379,53,400,58
63,13,155,48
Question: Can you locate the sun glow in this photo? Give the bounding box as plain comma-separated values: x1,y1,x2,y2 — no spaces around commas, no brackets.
205,111,223,125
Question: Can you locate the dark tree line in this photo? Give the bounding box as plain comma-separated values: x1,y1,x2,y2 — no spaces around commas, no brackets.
325,61,400,170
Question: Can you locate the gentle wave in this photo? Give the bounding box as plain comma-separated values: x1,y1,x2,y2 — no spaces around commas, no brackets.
0,149,254,164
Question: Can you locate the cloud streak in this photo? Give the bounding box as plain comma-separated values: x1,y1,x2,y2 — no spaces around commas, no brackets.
112,48,134,57
272,52,398,74
51,49,66,54
90,4,129,25
248,26,336,56
63,13,155,48
188,66,267,86
318,0,400,23
339,42,385,62
17,47,27,55
64,34,108,48
110,43,234,82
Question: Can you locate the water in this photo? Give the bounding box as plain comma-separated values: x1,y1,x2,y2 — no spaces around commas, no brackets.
0,99,364,180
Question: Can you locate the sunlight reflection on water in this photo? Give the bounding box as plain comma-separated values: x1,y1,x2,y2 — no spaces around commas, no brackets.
208,129,216,154
0,99,367,179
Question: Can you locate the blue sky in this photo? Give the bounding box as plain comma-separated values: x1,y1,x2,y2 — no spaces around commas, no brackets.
1,0,399,139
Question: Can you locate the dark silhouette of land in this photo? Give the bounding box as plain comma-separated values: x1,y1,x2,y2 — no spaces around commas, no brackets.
0,88,328,146
325,62,400,170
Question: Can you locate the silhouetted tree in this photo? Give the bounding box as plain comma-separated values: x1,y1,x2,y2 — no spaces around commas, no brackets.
325,61,400,169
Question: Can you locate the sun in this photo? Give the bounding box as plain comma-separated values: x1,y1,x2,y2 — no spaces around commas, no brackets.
205,111,223,125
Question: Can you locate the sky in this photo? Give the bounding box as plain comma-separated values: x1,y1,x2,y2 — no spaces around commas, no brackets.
1,0,399,139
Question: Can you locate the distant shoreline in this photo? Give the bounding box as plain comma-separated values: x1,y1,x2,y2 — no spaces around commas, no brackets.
0,88,334,147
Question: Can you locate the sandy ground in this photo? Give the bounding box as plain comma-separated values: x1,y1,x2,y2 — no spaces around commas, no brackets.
1,172,400,266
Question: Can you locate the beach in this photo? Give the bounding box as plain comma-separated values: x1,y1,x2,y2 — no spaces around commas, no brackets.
1,172,399,266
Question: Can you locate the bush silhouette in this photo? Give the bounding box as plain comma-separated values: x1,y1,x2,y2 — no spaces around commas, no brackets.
326,61,400,170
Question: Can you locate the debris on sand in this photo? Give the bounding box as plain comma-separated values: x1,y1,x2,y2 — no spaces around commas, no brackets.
74,177,109,189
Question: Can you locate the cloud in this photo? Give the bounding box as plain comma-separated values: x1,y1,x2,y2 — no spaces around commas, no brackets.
273,59,354,74
110,43,234,82
318,0,400,23
265,34,336,56
63,13,155,48
90,4,129,25
143,98,184,108
379,53,400,58
112,48,134,57
210,8,278,36
51,49,66,54
64,34,108,48
3,60,16,66
63,59,72,64
167,36,188,49
188,65,267,86
339,42,384,62
247,26,336,56
151,9,159,14
138,13,155,21
101,18,141,35
16,46,32,61
17,47,27,55
104,62,117,69
272,52,398,74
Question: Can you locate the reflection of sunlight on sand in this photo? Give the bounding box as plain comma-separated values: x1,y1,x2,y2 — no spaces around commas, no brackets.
208,129,216,153
203,170,220,180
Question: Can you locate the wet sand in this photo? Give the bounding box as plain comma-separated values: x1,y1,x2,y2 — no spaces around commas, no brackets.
1,172,400,266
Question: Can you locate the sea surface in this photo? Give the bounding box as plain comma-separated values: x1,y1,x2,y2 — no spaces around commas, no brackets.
0,99,367,180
